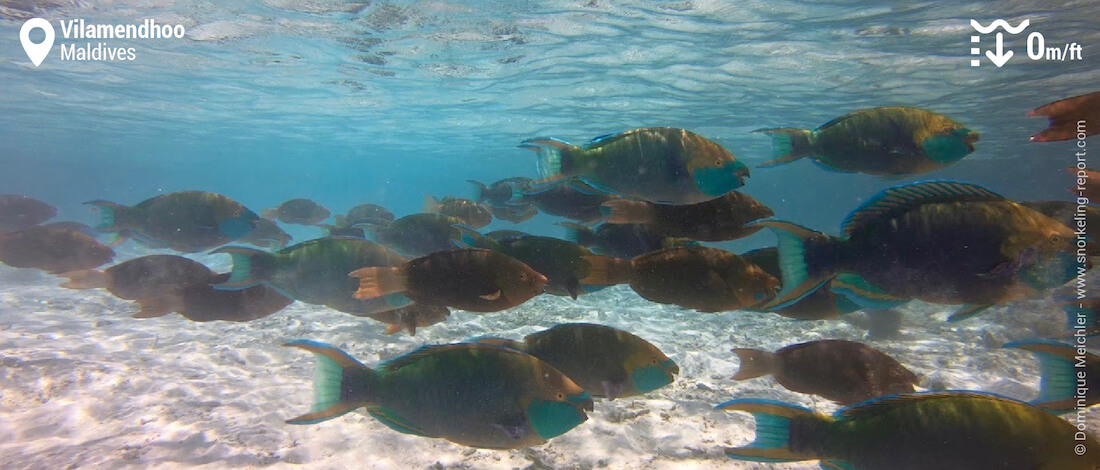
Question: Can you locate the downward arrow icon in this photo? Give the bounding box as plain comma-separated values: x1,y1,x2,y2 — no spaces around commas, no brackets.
985,32,1013,67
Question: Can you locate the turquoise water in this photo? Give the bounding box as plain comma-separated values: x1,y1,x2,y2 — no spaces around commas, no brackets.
1,1,1098,469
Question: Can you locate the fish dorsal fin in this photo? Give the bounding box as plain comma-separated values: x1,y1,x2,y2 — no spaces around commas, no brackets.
841,181,1005,237
585,128,653,148
835,390,1023,421
378,343,520,371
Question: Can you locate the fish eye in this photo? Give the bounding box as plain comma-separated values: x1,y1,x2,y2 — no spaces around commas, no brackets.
519,273,527,281
1050,234,1063,243
556,392,564,400
714,159,722,166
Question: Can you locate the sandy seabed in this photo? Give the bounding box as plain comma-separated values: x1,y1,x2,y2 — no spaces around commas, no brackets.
0,257,1097,470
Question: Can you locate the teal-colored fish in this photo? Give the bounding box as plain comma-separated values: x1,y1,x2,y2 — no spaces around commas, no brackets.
478,323,678,400
1004,339,1098,412
520,127,749,204
757,106,979,176
213,237,410,316
285,340,593,449
756,181,1079,321
718,391,1100,469
86,191,259,253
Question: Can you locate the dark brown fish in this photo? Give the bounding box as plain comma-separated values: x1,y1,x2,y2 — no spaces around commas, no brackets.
488,203,538,223
468,177,533,206
59,254,214,300
335,203,395,228
732,339,919,405
561,222,695,259
0,224,114,273
367,213,482,257
600,191,773,241
1029,91,1100,142
582,246,779,312
262,198,331,225
0,194,56,233
425,196,492,228
135,272,292,322
358,303,451,336
350,248,547,313
515,178,617,223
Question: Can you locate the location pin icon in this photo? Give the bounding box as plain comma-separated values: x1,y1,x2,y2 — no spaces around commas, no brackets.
20,18,55,67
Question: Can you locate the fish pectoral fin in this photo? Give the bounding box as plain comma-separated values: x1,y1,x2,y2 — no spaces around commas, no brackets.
479,290,502,301
492,414,530,440
947,304,992,322
602,380,623,401
367,407,432,437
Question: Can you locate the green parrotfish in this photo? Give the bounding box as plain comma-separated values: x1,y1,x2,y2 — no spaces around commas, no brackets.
477,323,678,400
718,391,1100,469
285,340,593,449
520,127,749,204
757,106,979,176
86,191,259,253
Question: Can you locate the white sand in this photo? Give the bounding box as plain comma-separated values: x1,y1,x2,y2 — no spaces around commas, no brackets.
0,262,1096,469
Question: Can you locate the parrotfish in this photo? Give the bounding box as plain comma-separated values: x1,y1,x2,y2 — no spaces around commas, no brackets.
732,339,919,405
1029,91,1099,142
86,191,259,253
477,323,678,400
488,203,539,224
335,203,395,228
490,235,601,299
468,177,533,207
135,272,292,322
59,254,214,300
213,237,409,316
262,198,330,226
513,178,616,223
0,194,56,233
757,181,1079,321
717,391,1100,470
561,222,695,259
350,248,547,313
0,224,114,274
285,341,593,449
581,246,779,313
364,213,482,258
424,196,493,228
357,303,451,336
1004,339,1098,412
521,127,749,204
600,191,773,241
757,106,979,176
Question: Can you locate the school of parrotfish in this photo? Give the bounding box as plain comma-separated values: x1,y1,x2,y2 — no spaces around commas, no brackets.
2,95,1099,469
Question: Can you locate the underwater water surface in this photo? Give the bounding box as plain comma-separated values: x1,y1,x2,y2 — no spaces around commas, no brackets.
0,0,1098,469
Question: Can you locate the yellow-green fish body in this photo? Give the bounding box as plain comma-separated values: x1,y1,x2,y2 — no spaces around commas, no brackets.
286,341,592,449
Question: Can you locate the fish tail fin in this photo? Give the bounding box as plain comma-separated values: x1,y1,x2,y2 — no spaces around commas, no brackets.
730,348,781,380
467,180,489,203
210,246,275,289
558,222,597,247
423,195,441,214
715,399,823,463
753,128,814,168
580,255,632,285
600,199,655,224
1004,340,1078,409
752,220,839,310
349,267,407,300
58,269,110,289
84,200,129,232
134,293,185,318
284,339,376,425
452,223,483,248
519,138,577,180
